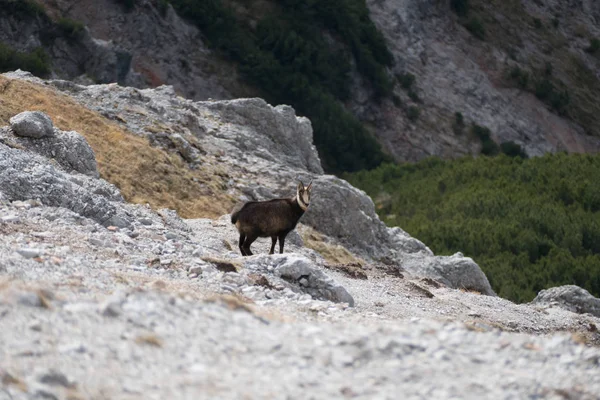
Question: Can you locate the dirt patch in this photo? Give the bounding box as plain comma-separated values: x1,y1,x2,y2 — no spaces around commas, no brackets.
324,262,368,280
298,225,365,265
201,256,241,273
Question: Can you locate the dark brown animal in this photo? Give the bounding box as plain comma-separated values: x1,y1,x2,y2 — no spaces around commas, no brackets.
231,181,312,256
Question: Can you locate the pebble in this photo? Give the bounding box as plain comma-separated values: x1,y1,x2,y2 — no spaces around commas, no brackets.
221,284,237,292
1,215,21,223
188,266,203,275
139,218,154,226
16,247,44,259
17,292,43,308
165,232,179,240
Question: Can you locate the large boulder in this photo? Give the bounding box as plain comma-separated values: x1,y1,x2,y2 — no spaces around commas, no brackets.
402,253,496,296
532,285,600,317
301,174,431,262
2,116,99,178
0,140,130,228
9,111,54,138
201,98,324,174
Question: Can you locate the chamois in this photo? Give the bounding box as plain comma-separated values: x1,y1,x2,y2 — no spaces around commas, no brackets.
231,181,313,256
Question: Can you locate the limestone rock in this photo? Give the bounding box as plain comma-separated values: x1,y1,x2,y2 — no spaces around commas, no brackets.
0,125,99,177
9,111,54,138
532,285,600,317
402,253,496,296
0,141,131,228
202,98,323,174
244,254,355,306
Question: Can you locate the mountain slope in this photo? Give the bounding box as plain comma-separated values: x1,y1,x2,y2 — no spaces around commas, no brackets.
1,71,600,399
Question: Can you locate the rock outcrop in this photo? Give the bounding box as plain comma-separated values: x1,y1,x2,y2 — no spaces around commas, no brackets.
0,112,129,228
532,285,600,318
3,70,489,295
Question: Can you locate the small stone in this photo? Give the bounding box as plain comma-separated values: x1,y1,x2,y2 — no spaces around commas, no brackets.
106,226,119,232
139,218,153,226
1,215,20,223
299,278,309,287
189,273,199,279
88,237,106,247
17,292,43,308
221,284,236,292
16,248,43,259
165,232,179,240
127,230,140,238
29,321,43,331
102,302,122,317
39,370,73,388
160,258,172,266
188,266,203,275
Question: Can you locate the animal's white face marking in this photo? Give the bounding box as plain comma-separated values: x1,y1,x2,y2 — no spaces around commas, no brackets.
297,181,312,211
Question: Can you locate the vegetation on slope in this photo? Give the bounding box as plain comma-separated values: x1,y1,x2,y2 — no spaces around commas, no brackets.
347,154,600,303
163,0,393,173
0,43,50,77
0,76,234,218
451,0,600,137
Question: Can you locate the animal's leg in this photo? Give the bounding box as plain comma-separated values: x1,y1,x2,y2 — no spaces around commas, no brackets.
278,234,286,254
243,234,258,256
269,236,277,255
238,234,247,256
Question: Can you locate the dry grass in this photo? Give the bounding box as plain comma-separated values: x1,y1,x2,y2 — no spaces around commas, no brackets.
0,76,235,218
205,293,254,313
1,372,28,392
134,333,164,347
298,225,365,265
201,256,242,273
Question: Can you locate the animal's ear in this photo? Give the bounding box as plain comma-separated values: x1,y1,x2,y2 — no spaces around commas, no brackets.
298,182,304,192
306,180,313,191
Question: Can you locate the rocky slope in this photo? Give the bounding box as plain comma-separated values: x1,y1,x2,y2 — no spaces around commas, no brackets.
1,71,600,399
3,0,599,165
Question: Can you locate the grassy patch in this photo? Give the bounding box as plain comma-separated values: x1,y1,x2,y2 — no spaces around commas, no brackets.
0,76,234,218
298,225,365,266
57,17,85,40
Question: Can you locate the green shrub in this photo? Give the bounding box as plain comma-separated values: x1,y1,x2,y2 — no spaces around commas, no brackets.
58,18,85,40
158,0,170,16
116,0,136,11
464,16,485,40
397,72,415,90
346,153,600,303
452,112,465,135
509,66,530,89
586,38,600,55
500,141,527,158
0,0,46,17
0,42,50,77
534,77,569,114
450,0,470,17
407,106,420,122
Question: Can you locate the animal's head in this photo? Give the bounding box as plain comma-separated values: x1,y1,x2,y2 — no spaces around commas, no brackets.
296,180,313,211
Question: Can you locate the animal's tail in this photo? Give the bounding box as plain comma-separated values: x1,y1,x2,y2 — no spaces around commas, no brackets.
231,210,239,224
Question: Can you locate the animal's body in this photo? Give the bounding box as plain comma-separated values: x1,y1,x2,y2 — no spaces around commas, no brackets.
231,182,312,256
